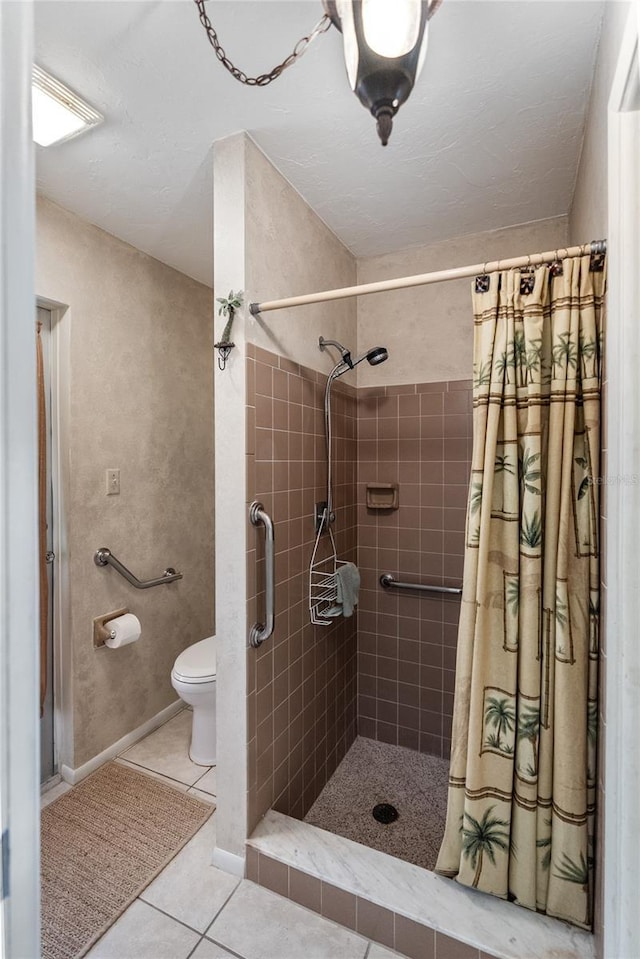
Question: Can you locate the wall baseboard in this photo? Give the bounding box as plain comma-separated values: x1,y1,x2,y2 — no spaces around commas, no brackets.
60,700,184,785
40,772,62,794
212,846,245,878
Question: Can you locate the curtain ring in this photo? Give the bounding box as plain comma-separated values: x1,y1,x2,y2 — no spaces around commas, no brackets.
549,249,565,278
476,262,491,293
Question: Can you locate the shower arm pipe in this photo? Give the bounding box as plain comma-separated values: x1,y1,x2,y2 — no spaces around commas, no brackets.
94,547,183,588
249,240,606,315
323,364,344,525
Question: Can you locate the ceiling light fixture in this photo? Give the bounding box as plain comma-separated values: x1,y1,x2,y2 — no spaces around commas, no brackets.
193,0,442,146
32,65,103,147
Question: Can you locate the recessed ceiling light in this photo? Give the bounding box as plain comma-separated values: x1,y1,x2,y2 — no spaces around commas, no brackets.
32,65,103,147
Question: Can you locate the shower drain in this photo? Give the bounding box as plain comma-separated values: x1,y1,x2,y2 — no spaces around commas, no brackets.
372,803,399,824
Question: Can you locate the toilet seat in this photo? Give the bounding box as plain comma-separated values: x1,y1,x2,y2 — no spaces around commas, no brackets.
172,636,216,685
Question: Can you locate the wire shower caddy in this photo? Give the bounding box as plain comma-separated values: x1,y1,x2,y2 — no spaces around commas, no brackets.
308,507,348,625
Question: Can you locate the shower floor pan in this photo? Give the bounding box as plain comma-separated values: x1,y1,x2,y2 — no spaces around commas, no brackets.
304,736,449,872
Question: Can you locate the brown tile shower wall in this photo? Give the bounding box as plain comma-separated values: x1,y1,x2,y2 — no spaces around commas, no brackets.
246,345,358,831
356,380,473,759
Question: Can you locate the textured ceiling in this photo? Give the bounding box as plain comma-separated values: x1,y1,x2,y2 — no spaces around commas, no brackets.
35,0,604,286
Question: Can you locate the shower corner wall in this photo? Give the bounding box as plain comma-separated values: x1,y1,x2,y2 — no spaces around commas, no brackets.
246,343,359,832
356,379,473,761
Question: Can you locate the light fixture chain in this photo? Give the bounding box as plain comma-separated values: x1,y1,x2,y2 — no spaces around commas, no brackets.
194,1,332,87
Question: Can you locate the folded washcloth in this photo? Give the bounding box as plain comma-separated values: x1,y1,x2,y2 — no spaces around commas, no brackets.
335,562,361,617
322,605,344,618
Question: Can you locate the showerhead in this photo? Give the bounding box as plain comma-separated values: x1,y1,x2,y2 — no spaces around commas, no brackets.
320,335,388,378
349,345,389,369
366,347,389,366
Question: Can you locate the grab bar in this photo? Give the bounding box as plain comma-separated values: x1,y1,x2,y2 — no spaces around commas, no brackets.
249,501,275,648
94,547,183,589
380,573,462,596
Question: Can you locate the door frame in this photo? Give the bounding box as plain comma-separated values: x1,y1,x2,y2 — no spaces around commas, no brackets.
0,1,40,956
604,4,640,957
37,299,73,779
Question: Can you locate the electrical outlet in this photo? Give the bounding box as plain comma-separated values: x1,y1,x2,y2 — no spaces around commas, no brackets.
106,469,120,496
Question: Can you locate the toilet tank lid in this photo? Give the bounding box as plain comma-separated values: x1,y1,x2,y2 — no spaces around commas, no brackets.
173,636,216,680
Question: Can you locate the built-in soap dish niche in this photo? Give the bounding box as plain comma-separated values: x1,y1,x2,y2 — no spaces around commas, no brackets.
366,483,399,510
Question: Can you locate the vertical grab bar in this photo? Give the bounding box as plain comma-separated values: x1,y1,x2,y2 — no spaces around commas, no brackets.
249,501,275,648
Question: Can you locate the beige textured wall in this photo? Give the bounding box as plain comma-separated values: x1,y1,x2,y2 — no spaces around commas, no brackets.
244,138,357,375
36,196,214,768
355,216,569,387
568,7,629,953
569,2,631,243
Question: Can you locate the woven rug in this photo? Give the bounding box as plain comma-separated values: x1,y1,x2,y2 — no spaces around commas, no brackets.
41,761,213,959
304,736,449,871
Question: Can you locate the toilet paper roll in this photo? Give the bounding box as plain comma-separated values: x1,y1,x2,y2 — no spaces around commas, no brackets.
104,612,142,649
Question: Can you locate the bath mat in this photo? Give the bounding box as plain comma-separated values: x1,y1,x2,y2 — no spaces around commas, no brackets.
41,761,213,959
304,736,449,871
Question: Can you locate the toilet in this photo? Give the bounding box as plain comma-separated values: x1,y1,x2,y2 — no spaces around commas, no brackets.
171,636,217,766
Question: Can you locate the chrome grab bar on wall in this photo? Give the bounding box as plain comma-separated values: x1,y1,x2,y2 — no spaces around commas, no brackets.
94,547,183,589
380,573,462,596
249,501,275,648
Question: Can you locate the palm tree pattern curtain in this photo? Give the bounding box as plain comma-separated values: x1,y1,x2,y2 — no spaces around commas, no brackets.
435,256,605,929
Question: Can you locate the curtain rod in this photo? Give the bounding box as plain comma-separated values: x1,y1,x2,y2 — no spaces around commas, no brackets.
249,240,606,316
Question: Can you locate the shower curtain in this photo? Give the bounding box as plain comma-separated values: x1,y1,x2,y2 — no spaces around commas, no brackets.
435,255,605,929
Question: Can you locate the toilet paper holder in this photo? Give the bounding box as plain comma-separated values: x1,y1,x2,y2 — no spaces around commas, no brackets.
93,608,129,648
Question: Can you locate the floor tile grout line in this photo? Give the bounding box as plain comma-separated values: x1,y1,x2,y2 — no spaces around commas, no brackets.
204,881,379,959
184,933,206,959
188,782,217,798
192,764,217,790
117,706,209,788
115,756,203,789
203,933,249,959
204,879,245,936
187,786,218,804
138,896,217,938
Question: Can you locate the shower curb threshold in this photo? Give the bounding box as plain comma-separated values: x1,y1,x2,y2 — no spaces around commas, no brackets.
247,810,594,959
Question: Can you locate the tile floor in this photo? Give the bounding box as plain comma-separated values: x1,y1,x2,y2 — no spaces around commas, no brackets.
46,709,406,959
118,708,218,802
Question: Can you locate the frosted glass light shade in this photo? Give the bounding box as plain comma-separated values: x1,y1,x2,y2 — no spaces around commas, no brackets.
362,0,421,59
336,0,359,89
324,0,436,145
